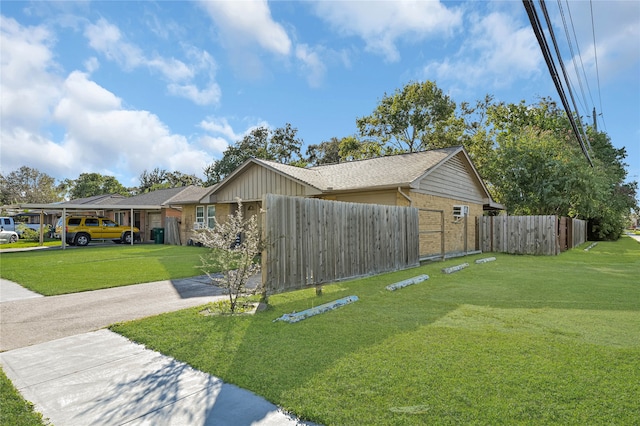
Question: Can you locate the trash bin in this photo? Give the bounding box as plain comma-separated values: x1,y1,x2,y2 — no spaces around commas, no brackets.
153,227,165,244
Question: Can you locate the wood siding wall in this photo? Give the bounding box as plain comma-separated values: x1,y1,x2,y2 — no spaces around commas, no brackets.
262,194,419,296
419,153,485,204
477,216,587,255
216,164,311,202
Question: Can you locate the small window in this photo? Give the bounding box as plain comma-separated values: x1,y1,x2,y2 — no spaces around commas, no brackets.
115,212,126,226
102,219,117,227
68,218,82,226
85,218,99,227
196,206,205,224
453,205,469,218
207,205,216,229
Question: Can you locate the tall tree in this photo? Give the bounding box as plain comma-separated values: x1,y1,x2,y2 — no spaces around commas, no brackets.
356,80,460,153
138,168,203,193
0,166,63,205
204,124,303,185
63,173,130,199
305,137,342,166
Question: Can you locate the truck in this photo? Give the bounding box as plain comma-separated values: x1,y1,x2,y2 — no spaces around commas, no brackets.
0,216,52,238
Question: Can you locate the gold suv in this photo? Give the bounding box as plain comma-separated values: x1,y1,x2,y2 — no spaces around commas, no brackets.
55,216,140,246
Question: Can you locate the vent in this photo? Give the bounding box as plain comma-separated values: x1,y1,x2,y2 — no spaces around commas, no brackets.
453,205,469,218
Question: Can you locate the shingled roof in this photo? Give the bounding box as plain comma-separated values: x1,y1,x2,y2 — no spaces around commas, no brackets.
251,146,460,191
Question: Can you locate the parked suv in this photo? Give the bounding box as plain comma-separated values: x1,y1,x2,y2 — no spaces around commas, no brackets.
55,216,140,246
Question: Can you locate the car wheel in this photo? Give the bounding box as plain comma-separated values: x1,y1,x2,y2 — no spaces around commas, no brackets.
9,234,18,243
75,233,90,246
123,232,133,244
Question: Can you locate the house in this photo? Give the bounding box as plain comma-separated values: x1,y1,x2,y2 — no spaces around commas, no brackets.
21,186,207,244
181,146,503,258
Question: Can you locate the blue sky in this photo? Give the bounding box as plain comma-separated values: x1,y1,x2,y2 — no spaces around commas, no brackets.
1,1,638,190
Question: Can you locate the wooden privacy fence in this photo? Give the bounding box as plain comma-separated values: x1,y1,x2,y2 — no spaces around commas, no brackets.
262,194,420,295
477,215,587,255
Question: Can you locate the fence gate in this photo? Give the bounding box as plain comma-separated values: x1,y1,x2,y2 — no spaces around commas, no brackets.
418,209,444,260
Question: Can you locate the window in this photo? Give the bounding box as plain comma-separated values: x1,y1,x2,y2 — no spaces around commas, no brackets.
102,219,117,227
195,206,205,226
453,205,469,218
195,205,215,229
207,205,216,229
115,212,126,226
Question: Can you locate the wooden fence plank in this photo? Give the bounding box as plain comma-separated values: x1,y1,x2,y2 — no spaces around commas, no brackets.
263,194,419,295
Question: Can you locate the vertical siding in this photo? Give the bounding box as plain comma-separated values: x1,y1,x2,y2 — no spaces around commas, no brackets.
216,165,308,202
419,153,485,203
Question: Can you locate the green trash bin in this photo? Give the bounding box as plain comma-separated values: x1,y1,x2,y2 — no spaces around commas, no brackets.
153,227,165,244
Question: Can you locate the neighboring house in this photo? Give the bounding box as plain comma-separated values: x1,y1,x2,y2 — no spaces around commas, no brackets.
182,146,504,258
29,187,206,244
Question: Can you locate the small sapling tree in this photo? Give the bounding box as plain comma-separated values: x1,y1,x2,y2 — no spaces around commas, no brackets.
197,199,261,313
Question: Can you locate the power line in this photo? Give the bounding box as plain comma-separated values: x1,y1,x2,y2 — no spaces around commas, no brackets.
558,0,589,115
522,0,593,166
540,0,590,150
589,0,607,132
564,0,596,111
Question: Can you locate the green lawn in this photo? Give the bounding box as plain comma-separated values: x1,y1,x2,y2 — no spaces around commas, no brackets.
0,245,211,295
112,237,640,425
0,368,46,426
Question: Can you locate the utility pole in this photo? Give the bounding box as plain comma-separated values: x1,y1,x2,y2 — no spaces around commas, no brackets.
593,107,597,132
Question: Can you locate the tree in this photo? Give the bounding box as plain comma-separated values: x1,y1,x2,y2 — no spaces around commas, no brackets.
305,137,342,166
63,173,130,199
138,168,203,193
0,166,63,205
337,136,385,161
204,124,303,185
356,80,460,153
480,98,637,240
196,199,261,313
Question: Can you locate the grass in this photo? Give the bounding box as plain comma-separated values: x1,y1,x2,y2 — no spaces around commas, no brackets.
0,368,47,426
0,245,212,295
0,239,61,250
111,237,640,425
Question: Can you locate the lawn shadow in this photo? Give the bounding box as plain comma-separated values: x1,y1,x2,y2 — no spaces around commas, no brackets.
76,346,314,425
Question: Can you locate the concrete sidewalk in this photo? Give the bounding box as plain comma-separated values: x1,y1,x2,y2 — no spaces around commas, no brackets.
0,278,43,302
0,329,312,425
1,277,316,425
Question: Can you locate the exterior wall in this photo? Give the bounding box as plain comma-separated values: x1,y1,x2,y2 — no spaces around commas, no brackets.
319,189,398,206
409,191,483,257
180,203,233,245
418,152,486,204
215,164,311,202
180,204,198,245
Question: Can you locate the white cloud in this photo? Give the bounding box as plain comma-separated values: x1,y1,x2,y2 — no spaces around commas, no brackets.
0,16,213,184
312,1,463,62
51,71,211,180
423,11,541,89
0,16,61,131
83,18,220,105
295,44,326,88
198,0,291,56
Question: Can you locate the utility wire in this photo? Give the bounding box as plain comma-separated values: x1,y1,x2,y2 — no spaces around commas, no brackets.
522,0,593,166
565,0,596,111
558,0,589,115
540,0,591,150
590,0,607,132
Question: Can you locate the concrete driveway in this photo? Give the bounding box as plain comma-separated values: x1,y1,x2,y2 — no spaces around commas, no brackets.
0,278,314,425
0,276,228,351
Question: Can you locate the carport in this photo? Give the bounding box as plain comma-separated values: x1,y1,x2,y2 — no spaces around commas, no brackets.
13,203,163,249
